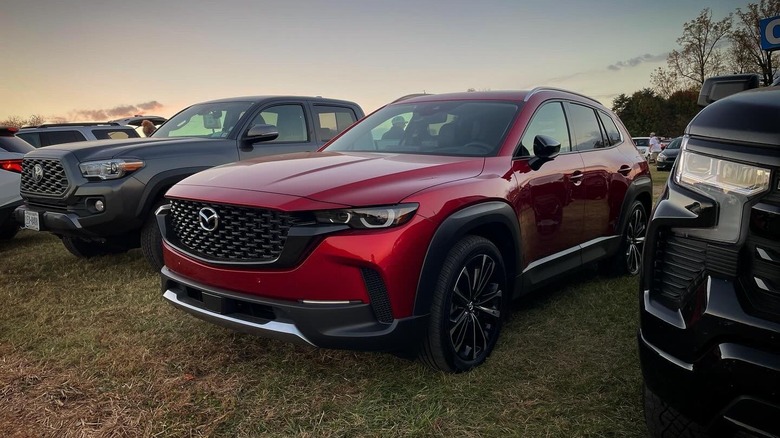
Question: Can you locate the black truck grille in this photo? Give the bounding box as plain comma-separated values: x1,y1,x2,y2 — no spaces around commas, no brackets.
744,197,780,321
169,199,296,263
651,234,739,308
20,158,69,197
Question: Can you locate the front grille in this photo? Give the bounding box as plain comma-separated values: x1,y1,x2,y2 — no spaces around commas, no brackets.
20,158,69,197
169,199,296,263
651,234,740,307
743,201,780,321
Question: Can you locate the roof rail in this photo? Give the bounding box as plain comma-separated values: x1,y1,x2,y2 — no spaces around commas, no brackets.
391,93,433,103
27,122,122,128
524,87,601,105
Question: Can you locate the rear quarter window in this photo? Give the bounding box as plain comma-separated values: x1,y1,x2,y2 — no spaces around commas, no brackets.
92,129,140,140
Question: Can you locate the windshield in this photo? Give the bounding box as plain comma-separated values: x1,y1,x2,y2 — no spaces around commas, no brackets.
324,100,519,156
152,101,254,138
666,137,682,150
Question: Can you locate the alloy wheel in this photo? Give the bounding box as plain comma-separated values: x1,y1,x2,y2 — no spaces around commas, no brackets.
625,206,647,275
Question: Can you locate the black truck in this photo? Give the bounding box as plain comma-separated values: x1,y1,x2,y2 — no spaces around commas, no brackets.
15,96,364,270
639,74,780,437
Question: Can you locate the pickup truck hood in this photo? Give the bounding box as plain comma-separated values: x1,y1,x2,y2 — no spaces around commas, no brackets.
688,87,780,148
27,137,233,162
171,152,485,206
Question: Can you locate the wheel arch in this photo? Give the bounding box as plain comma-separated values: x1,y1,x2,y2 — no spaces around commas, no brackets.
616,175,653,237
135,167,210,218
412,201,521,316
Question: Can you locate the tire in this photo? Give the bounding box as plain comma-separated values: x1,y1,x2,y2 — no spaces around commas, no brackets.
140,202,165,272
61,236,129,258
644,385,709,438
420,235,507,373
604,200,647,276
0,220,19,240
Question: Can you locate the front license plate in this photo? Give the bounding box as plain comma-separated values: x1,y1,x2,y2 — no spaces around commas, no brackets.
24,211,40,231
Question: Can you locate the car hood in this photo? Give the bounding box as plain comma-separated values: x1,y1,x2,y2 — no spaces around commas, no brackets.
28,137,232,162
170,152,485,207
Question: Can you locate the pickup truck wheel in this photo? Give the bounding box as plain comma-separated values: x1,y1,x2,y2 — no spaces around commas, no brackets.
420,235,506,373
644,385,709,438
140,203,164,272
0,219,20,240
61,236,129,258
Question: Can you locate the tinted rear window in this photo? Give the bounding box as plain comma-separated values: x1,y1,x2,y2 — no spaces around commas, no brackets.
92,128,140,140
0,136,35,153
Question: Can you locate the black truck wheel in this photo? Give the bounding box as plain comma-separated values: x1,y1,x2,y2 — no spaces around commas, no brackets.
140,203,164,272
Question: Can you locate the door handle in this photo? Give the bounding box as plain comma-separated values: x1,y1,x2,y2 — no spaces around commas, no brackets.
570,170,584,186
617,165,632,176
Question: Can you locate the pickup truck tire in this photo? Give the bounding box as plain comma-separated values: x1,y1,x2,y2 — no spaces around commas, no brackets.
61,236,129,258
0,221,19,240
644,385,708,438
140,203,164,272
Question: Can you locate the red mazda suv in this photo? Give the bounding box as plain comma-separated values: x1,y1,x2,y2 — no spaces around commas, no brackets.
157,90,652,372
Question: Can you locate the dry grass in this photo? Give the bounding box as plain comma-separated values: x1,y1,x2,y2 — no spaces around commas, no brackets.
0,171,670,436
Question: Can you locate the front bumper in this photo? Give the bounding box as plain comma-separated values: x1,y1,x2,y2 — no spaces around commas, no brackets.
161,266,428,351
640,164,780,435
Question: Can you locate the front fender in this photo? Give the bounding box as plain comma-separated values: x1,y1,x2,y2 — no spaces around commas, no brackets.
412,201,521,316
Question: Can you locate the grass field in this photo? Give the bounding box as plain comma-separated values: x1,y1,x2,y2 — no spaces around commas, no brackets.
0,170,672,437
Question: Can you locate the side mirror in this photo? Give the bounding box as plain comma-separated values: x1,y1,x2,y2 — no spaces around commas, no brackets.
245,124,279,142
697,74,760,107
529,135,561,171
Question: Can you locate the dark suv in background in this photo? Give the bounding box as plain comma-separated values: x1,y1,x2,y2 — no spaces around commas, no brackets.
158,89,652,372
17,122,140,147
640,74,779,437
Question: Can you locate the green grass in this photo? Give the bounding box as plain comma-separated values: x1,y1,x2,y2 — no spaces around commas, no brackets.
0,169,671,437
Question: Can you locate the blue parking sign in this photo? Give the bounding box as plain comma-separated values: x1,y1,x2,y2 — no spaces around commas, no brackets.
760,15,780,50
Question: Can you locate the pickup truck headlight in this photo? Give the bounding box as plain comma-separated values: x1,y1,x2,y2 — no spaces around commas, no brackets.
673,137,771,243
79,159,145,180
314,204,418,229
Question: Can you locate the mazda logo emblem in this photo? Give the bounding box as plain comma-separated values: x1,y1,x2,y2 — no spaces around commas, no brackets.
32,164,44,183
198,207,219,232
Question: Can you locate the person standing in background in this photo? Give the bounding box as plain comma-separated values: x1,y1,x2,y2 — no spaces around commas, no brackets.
141,120,156,137
648,132,662,163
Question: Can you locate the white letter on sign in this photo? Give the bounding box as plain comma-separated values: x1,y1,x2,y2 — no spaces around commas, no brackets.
767,18,780,45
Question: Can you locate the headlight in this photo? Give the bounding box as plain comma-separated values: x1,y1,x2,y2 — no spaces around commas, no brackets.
673,137,771,243
79,159,145,180
314,204,418,229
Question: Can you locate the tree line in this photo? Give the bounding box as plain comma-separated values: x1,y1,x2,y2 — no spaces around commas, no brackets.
614,1,779,138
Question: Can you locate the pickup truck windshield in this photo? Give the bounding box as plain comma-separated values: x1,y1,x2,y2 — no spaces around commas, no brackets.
153,101,254,139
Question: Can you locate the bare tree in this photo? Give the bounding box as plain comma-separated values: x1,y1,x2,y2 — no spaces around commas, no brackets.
730,0,780,85
666,9,733,86
650,67,686,98
1,114,46,128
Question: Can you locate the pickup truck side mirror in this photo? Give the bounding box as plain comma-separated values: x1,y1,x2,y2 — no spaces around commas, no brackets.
245,124,280,142
697,74,760,107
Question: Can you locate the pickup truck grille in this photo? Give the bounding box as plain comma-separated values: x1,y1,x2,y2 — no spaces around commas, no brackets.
20,158,69,197
168,199,295,263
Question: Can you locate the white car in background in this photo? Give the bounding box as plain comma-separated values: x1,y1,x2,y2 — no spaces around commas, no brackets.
0,127,35,240
631,137,651,160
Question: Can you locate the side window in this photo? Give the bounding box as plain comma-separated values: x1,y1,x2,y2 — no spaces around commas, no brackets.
313,106,357,141
598,111,622,147
567,104,605,151
42,130,86,146
519,102,571,157
250,104,308,143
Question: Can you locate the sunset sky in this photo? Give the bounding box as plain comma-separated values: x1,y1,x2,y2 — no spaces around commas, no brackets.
0,0,757,122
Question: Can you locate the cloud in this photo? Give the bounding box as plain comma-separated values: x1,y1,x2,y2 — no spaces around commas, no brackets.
70,101,164,121
607,53,668,71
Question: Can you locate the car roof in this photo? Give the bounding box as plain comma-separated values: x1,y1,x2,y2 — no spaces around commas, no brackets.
197,95,359,106
395,89,604,107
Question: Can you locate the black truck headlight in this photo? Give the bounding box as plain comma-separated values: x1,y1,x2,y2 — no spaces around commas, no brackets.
79,159,145,180
673,138,771,243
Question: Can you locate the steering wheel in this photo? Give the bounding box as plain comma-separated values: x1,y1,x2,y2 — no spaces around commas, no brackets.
462,141,493,154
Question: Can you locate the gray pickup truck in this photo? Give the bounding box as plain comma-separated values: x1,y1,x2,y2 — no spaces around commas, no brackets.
15,95,364,270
